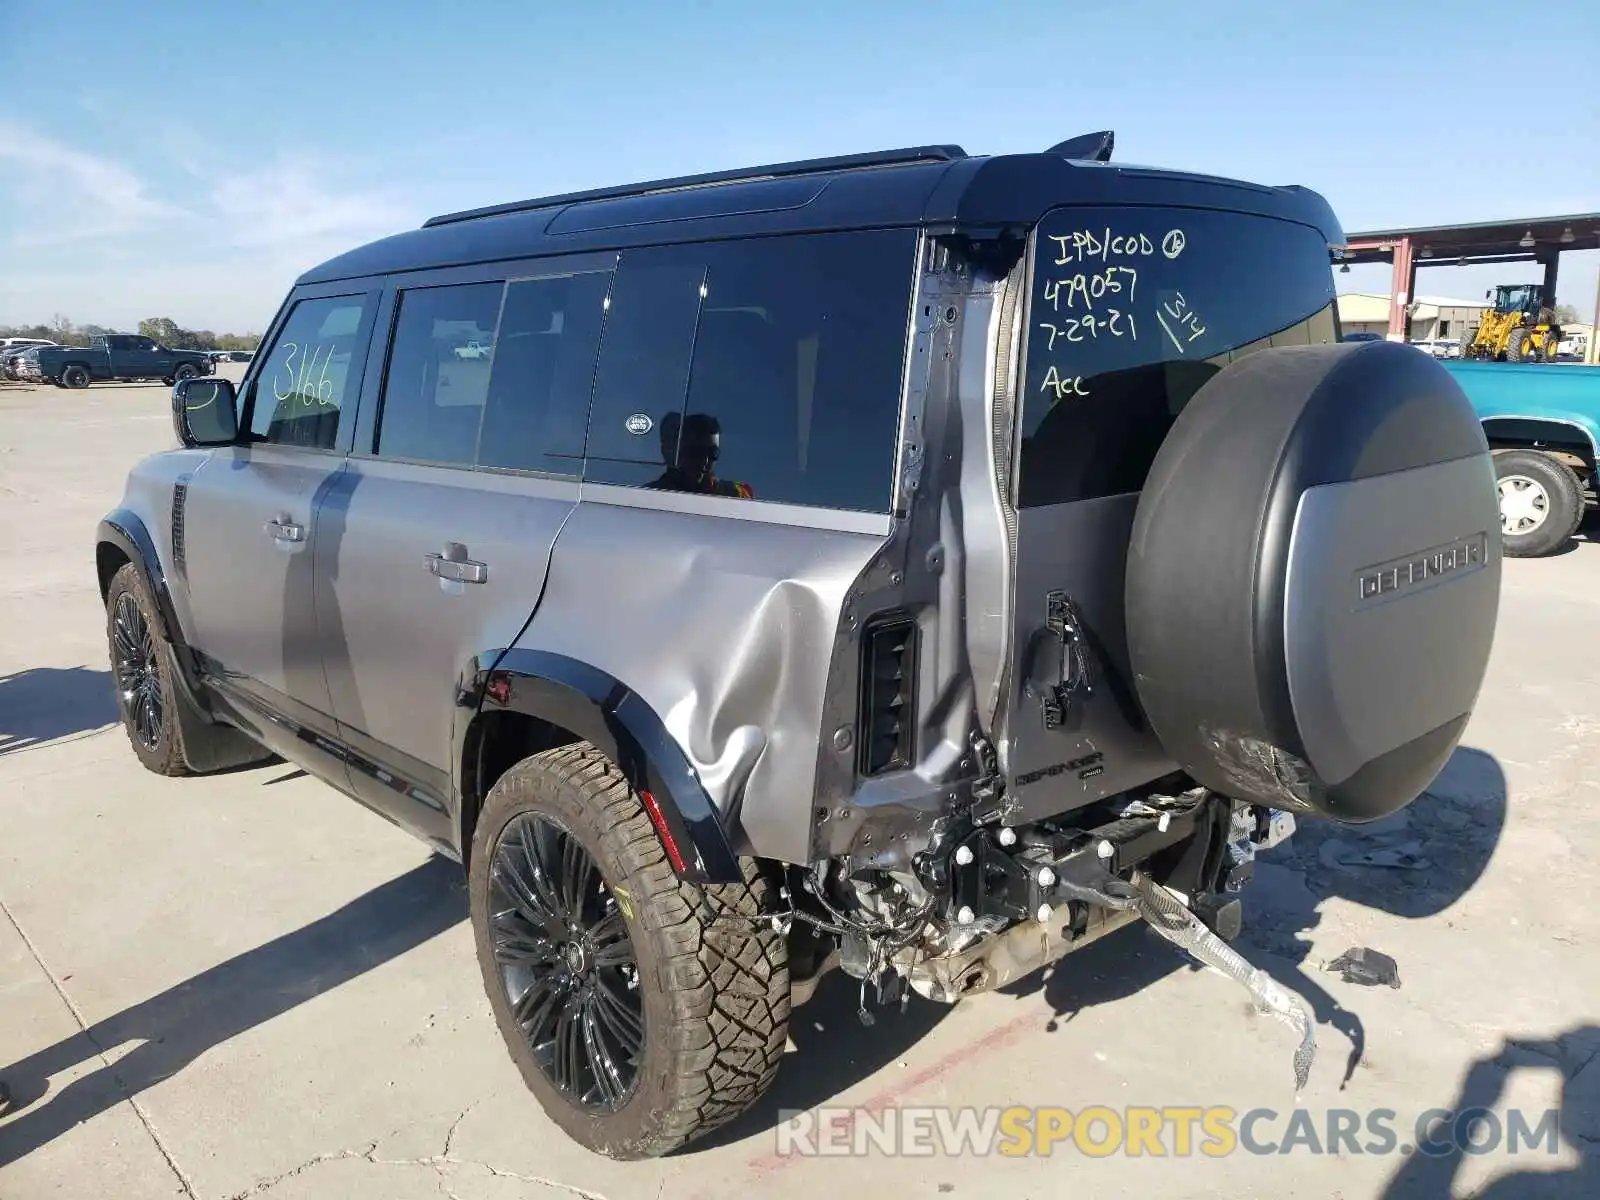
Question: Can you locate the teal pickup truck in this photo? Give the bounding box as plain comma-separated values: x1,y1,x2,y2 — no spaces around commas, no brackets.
1445,360,1600,558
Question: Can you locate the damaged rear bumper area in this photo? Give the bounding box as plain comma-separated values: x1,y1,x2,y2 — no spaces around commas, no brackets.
891,788,1296,1002
804,785,1316,1087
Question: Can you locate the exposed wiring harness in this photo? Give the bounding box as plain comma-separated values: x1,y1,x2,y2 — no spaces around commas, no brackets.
702,866,938,1021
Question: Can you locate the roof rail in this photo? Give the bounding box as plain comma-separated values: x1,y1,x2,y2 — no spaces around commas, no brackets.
421,144,969,228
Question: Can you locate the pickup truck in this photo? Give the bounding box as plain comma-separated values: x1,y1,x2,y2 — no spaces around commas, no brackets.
23,334,212,390
1445,360,1600,557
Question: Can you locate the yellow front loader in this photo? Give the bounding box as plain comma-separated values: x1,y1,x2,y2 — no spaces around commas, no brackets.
1462,284,1563,362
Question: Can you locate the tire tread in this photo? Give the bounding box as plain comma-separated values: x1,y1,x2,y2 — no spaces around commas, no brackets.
472,742,789,1158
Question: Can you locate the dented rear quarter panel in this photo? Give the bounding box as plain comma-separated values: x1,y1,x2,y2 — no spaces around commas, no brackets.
515,485,892,866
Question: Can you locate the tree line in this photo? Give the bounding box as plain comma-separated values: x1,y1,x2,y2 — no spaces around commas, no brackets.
0,315,261,352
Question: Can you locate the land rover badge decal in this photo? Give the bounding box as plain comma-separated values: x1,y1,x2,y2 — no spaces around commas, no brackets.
625,413,653,436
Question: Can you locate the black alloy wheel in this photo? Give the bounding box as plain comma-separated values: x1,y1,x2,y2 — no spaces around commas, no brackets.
488,811,643,1112
468,743,790,1158
111,590,164,752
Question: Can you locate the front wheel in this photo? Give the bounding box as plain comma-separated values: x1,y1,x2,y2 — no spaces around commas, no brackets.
468,744,790,1159
172,363,200,383
105,563,192,774
1495,449,1585,558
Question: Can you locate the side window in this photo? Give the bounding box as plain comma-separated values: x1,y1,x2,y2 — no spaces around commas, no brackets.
375,282,505,465
475,271,610,474
584,231,916,511
583,254,705,464
248,294,374,449
684,231,914,510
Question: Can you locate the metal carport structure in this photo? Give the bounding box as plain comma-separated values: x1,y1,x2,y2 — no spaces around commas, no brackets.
1340,212,1600,361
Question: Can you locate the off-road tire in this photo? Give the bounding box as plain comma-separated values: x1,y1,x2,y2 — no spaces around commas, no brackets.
61,364,91,389
1495,449,1584,558
1505,329,1529,362
105,563,192,775
468,743,790,1159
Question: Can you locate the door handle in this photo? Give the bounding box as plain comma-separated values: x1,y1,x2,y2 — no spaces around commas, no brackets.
426,544,488,584
265,516,305,543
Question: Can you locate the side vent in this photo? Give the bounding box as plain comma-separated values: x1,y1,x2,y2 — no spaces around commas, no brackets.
858,616,918,776
170,482,189,577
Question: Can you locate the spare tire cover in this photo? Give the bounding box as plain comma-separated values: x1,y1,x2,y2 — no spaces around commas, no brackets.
1126,340,1501,822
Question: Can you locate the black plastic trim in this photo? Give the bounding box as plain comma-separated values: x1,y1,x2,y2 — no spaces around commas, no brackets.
423,145,968,228
858,614,918,777
97,510,200,691
461,648,741,884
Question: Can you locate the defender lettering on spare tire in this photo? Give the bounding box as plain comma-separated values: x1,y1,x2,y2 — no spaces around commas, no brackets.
1126,339,1501,822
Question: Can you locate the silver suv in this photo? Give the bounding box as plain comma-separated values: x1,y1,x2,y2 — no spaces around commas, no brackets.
97,134,1502,1159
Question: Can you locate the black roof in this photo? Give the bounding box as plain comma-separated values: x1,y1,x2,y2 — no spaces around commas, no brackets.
299,143,1344,285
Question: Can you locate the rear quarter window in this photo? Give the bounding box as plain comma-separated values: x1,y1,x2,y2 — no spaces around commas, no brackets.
1018,206,1337,508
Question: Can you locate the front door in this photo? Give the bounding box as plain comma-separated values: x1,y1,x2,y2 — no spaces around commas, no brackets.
317,267,610,844
180,290,379,774
1000,203,1342,821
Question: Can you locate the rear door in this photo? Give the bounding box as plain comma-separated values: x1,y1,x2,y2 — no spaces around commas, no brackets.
1000,204,1339,820
316,259,611,842
97,335,131,376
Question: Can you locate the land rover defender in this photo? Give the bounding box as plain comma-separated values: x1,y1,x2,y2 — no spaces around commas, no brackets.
95,133,1501,1158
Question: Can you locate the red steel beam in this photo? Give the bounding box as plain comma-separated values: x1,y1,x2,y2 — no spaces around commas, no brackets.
1387,236,1413,341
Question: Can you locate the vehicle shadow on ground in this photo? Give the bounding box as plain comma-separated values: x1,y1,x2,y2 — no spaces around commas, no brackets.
1569,508,1600,548
1380,1023,1600,1199
0,857,465,1167
1005,746,1508,1091
0,667,117,756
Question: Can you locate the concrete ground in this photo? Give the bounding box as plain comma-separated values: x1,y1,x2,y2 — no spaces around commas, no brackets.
1,379,1596,1200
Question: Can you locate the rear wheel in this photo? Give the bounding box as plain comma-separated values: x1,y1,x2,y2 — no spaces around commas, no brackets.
61,364,91,389
468,744,790,1159
1495,449,1584,558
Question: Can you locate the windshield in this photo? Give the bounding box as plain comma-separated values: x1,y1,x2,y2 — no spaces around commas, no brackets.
1017,205,1337,507
1496,285,1537,312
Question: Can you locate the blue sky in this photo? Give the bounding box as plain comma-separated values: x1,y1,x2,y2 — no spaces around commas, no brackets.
2,0,1596,332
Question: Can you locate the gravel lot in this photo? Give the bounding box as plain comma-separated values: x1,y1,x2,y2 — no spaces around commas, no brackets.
2,380,1596,1199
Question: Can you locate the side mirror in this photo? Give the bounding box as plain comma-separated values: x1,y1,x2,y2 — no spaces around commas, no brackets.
172,377,238,447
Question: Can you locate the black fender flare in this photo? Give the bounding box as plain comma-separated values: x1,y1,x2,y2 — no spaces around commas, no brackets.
461,648,741,885
97,509,201,691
